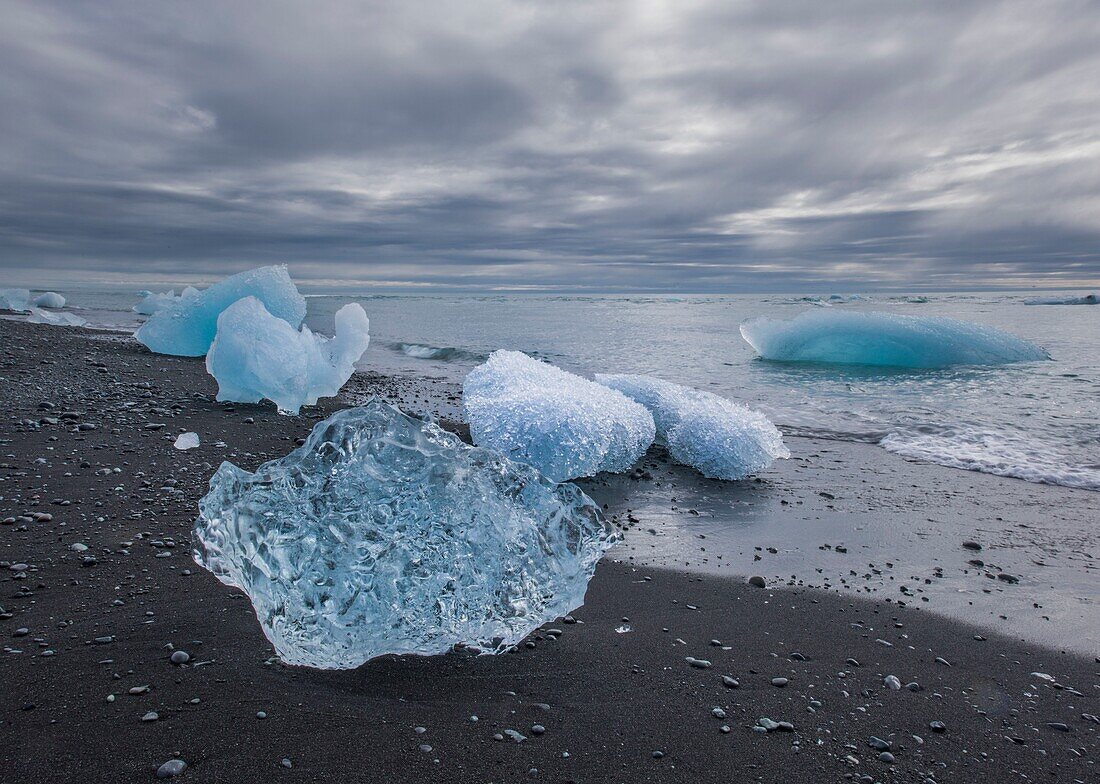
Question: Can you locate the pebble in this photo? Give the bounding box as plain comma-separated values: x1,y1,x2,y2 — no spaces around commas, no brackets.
170,650,190,665
747,575,766,588
929,720,946,733
722,675,740,688
771,677,788,687
156,759,187,779
686,657,712,669
883,675,901,690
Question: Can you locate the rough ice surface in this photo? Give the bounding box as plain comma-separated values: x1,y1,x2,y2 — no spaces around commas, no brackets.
26,308,88,327
174,432,200,450
1024,293,1097,305
136,266,306,356
134,287,199,315
205,297,370,415
192,400,616,669
0,288,31,311
32,292,66,308
595,374,789,480
740,310,1050,368
463,350,655,482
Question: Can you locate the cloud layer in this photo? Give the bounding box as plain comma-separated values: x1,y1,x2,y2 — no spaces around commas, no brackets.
2,0,1099,290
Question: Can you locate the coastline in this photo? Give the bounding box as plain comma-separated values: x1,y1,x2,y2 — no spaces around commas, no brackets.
1,319,1097,782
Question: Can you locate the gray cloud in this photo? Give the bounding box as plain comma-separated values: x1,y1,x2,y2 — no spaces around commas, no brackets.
1,0,1099,291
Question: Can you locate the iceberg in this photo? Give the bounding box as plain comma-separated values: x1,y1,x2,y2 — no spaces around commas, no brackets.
205,296,370,415
32,291,65,308
136,266,305,356
26,308,88,327
134,286,199,316
0,288,31,311
463,350,655,482
1023,293,1097,305
193,401,616,669
595,375,789,480
740,310,1049,368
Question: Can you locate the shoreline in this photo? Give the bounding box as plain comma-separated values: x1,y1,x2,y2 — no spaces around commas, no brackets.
1,319,1097,782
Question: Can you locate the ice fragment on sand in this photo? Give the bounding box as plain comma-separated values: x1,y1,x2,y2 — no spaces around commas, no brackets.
0,288,31,311
192,400,616,669
32,291,65,308
134,287,199,315
740,310,1049,368
136,266,306,356
205,297,370,415
174,432,200,450
26,308,88,327
463,350,655,482
596,374,788,480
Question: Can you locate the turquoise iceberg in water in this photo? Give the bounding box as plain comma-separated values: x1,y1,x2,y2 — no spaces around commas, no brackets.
740,310,1049,368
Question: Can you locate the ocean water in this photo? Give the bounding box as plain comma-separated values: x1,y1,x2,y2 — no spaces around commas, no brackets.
13,287,1100,491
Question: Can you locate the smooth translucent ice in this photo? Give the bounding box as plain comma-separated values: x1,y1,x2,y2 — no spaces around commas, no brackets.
205,296,370,415
26,308,87,327
596,374,789,480
0,288,31,311
32,292,65,308
1024,293,1097,305
136,266,305,356
134,287,199,315
192,400,616,669
463,350,655,482
740,310,1049,368
174,432,200,450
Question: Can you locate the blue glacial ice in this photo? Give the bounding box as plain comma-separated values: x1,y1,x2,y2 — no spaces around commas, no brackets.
136,266,306,356
595,374,789,480
32,291,66,308
1024,293,1097,305
740,310,1049,368
27,308,88,327
463,350,655,482
0,288,31,311
192,400,616,669
205,296,370,415
133,286,199,315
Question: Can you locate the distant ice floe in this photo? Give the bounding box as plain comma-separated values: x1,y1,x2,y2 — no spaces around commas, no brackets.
595,374,789,480
32,291,66,308
0,288,31,311
26,308,87,327
193,401,617,669
136,266,306,356
206,297,370,415
133,286,199,315
463,350,655,482
174,432,200,450
740,310,1049,368
1023,293,1097,305
392,342,486,362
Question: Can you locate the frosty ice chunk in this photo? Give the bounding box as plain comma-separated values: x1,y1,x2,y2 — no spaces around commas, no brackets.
26,308,88,327
596,374,789,480
192,400,616,669
205,296,370,415
136,266,305,356
174,432,200,450
463,350,655,482
32,292,65,308
740,310,1049,368
0,288,31,311
133,287,199,315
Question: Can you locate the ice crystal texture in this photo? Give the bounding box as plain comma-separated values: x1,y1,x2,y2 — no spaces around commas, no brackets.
136,266,306,356
463,350,655,482
193,400,616,669
596,374,789,480
740,310,1049,368
205,297,370,415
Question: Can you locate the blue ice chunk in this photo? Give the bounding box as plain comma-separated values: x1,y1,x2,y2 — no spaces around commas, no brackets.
32,292,66,308
136,266,305,356
463,350,655,482
205,296,370,415
0,288,31,311
1024,293,1097,305
192,400,616,669
596,374,789,480
740,310,1049,368
133,286,199,315
26,308,87,327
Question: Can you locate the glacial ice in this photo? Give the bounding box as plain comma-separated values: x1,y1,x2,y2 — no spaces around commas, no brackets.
192,400,616,669
205,296,370,415
595,374,789,480
1024,293,1097,305
133,287,199,315
463,351,655,482
174,432,200,450
740,310,1049,368
26,308,88,327
32,292,65,308
136,266,306,356
0,288,31,311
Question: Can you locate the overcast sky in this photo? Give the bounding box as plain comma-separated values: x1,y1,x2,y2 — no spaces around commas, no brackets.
2,0,1099,292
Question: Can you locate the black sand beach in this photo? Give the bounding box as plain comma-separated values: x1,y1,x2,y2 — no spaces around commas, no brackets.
1,319,1097,783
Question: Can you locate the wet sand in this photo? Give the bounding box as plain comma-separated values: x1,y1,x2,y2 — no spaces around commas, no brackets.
1,319,1097,782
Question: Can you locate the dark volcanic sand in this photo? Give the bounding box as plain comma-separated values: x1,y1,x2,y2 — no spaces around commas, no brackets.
0,318,1097,783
